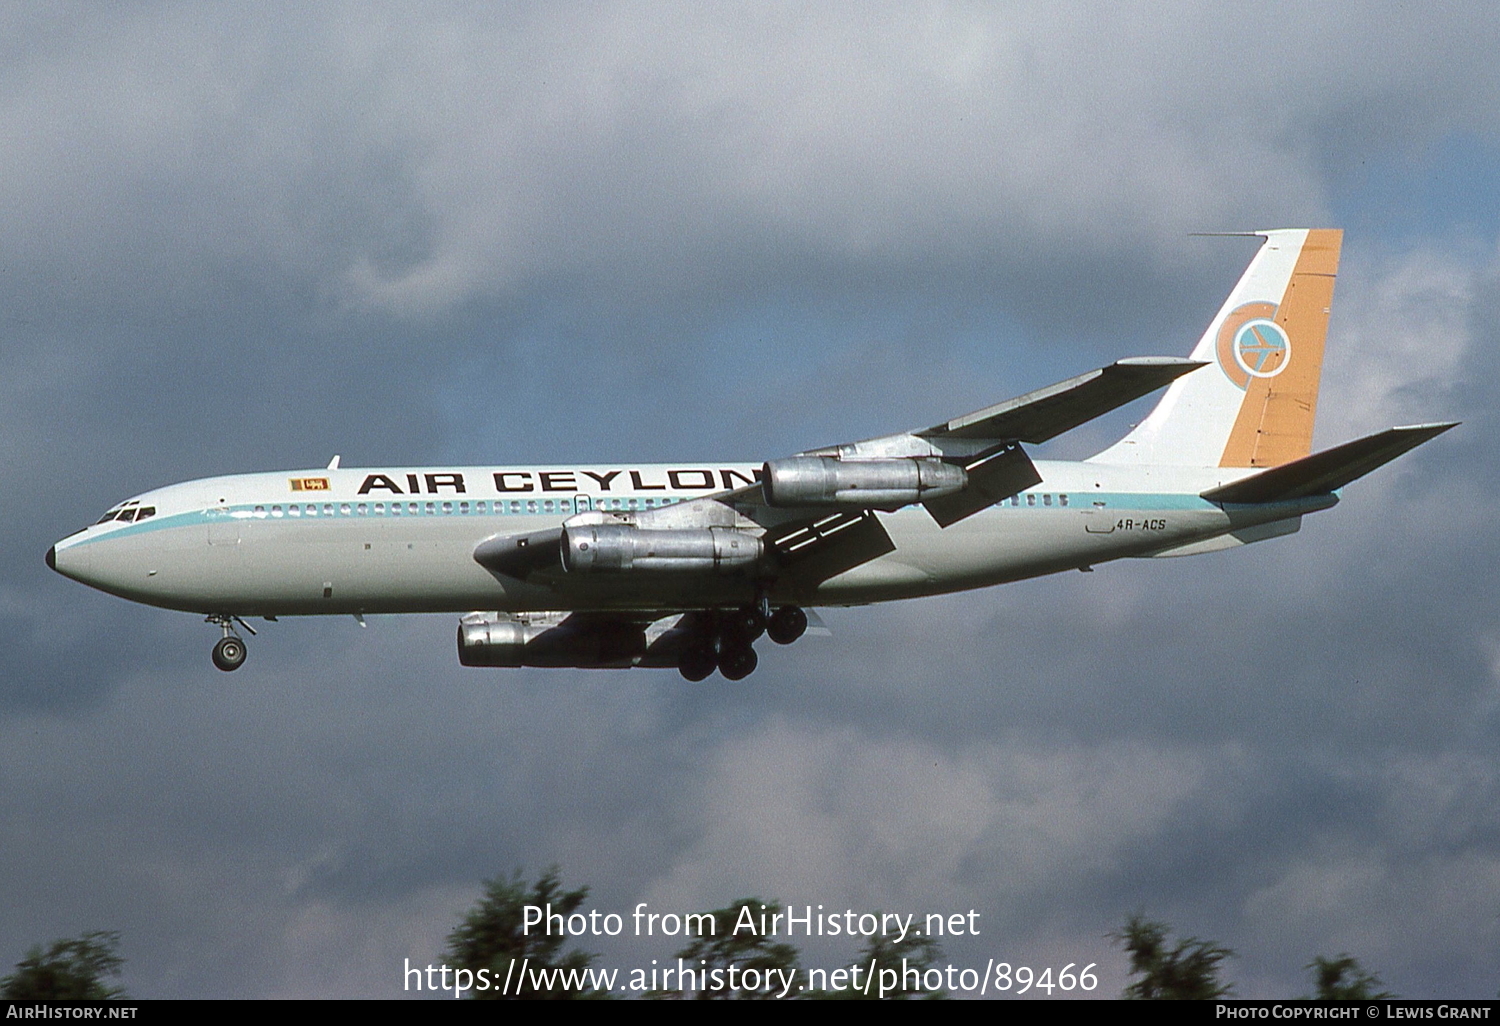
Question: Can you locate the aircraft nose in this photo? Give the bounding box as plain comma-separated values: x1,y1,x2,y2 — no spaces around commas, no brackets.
47,537,91,583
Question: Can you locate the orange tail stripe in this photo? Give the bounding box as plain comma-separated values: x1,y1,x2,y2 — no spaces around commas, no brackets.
1220,229,1343,468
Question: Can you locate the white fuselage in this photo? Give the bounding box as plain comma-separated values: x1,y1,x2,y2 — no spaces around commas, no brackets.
48,460,1332,618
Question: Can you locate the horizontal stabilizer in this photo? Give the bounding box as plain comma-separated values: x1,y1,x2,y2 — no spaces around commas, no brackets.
918,357,1205,444
1201,423,1458,504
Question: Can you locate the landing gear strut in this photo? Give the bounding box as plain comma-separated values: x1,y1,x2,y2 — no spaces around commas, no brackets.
207,614,253,672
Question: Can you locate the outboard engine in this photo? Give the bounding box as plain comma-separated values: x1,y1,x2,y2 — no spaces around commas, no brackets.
762,456,966,509
560,523,762,574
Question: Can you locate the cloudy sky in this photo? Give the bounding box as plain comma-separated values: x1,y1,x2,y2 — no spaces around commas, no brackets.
4,0,1499,999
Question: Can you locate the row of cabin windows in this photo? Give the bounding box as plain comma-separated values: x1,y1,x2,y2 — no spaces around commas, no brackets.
247,495,687,519
107,492,1071,525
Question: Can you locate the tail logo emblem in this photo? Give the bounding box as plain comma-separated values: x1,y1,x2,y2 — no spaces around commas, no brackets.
1233,319,1290,379
1217,302,1290,389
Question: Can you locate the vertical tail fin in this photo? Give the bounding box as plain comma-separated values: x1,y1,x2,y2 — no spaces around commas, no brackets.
1090,229,1342,468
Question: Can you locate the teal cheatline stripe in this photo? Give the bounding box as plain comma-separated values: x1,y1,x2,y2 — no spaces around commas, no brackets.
999,493,1221,512
66,488,1331,552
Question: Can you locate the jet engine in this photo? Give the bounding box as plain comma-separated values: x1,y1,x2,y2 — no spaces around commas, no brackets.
762,456,967,509
560,523,762,574
457,616,645,667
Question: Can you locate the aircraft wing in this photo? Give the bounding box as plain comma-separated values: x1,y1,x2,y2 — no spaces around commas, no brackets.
473,357,1206,584
729,356,1204,526
916,357,1206,443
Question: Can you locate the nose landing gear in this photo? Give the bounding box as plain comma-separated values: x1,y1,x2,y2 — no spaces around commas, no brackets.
212,635,247,672
206,614,255,672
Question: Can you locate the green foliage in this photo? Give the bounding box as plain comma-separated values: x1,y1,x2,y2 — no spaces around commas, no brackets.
444,867,604,1000
1,931,125,1000
1112,914,1234,1000
656,898,802,1000
1307,954,1395,1000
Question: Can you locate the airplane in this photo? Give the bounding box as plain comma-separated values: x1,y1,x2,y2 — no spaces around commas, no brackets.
47,229,1455,680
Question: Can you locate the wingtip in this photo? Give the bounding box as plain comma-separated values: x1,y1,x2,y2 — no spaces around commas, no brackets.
1393,421,1461,435
1113,357,1209,379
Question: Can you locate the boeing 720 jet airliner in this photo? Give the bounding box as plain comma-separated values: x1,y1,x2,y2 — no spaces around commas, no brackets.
48,230,1454,679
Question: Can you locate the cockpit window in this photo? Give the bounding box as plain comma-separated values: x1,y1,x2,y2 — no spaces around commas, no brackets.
96,501,148,525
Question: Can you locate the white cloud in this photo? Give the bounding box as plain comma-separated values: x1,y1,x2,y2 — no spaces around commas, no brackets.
1321,241,1480,442
9,2,1500,319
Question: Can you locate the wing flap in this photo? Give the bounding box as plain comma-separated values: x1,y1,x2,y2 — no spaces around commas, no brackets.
765,510,896,583
1201,423,1458,504
918,357,1206,443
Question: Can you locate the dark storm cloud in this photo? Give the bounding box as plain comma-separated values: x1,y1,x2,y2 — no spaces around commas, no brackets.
4,0,1500,1000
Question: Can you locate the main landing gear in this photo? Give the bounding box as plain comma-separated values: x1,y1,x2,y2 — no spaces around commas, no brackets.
206,614,255,672
678,605,808,682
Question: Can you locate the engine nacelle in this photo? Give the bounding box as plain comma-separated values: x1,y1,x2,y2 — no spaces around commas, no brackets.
762,456,967,509
457,617,644,667
560,524,762,574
